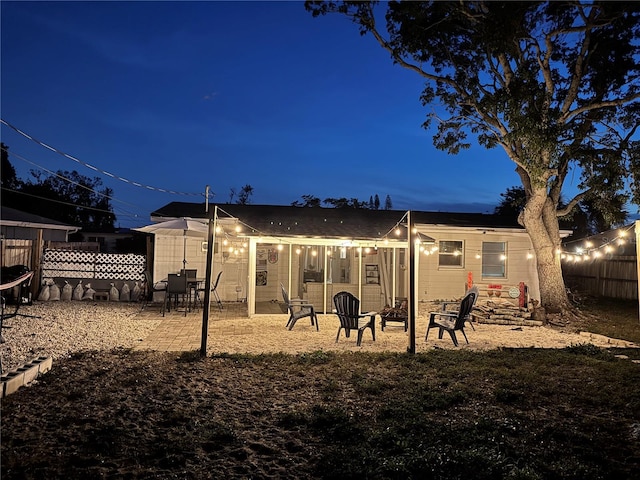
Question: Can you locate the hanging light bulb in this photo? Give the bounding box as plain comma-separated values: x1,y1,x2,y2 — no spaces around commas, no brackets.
295,248,301,255
277,244,283,251
395,227,401,236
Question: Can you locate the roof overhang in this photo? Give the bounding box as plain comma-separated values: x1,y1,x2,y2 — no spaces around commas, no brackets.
0,219,80,233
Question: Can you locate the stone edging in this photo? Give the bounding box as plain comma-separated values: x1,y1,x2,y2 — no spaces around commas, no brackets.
1,356,53,398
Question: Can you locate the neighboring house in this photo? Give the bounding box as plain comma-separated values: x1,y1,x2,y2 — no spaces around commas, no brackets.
144,202,569,316
1,206,79,294
1,206,79,243
75,228,144,254
1,206,79,268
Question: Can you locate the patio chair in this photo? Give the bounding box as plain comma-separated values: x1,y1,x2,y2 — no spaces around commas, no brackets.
197,271,223,311
142,270,167,309
440,285,479,330
181,269,198,310
333,291,375,346
162,273,189,317
281,283,318,331
425,288,476,347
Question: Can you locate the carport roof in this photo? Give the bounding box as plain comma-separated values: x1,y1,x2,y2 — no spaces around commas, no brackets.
150,202,525,241
1,206,79,231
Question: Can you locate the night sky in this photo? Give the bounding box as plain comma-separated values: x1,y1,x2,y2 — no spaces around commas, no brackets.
2,1,589,228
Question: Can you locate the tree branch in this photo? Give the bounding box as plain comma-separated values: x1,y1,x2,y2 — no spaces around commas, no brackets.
556,190,591,217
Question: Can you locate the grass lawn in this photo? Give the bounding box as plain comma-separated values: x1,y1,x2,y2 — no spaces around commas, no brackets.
1,297,639,479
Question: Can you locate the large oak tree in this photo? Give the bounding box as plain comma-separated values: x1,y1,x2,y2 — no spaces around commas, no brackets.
307,1,640,311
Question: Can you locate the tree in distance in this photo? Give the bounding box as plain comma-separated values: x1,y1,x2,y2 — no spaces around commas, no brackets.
1,144,116,232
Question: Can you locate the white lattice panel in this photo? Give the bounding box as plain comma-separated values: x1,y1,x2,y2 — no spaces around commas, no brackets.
41,249,146,282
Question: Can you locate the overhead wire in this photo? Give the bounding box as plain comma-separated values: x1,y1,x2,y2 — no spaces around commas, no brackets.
1,118,213,199
1,146,146,223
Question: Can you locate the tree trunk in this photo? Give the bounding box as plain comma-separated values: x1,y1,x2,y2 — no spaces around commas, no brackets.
520,190,572,313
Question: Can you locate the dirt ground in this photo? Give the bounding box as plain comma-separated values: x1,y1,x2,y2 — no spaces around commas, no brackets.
1,301,638,479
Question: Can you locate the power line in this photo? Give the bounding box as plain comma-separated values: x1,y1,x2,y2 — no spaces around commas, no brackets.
1,118,214,199
2,146,145,221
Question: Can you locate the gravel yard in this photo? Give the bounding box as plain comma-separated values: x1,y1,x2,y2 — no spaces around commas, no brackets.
2,299,637,376
1,301,161,374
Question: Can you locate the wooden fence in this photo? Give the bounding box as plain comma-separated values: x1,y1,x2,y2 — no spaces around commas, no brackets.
562,255,638,301
0,239,33,269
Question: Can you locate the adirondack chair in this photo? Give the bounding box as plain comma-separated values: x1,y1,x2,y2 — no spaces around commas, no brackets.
281,283,318,331
440,285,479,330
333,291,376,346
425,288,476,347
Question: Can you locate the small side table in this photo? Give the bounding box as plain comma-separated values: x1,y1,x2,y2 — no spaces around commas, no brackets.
381,314,408,332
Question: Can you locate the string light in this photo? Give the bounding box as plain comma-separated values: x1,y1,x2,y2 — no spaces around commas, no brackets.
560,224,635,262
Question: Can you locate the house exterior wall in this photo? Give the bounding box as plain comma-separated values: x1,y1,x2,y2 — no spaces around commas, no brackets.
151,235,249,303
1,225,68,242
149,225,541,311
417,227,540,304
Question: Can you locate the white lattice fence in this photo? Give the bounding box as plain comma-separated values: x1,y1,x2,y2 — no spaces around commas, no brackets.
41,249,146,283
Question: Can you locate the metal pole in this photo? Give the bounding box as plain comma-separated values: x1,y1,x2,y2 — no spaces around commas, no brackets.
200,206,217,357
183,231,187,269
407,210,416,354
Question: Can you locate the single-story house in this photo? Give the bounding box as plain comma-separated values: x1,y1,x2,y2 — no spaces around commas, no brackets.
144,202,564,316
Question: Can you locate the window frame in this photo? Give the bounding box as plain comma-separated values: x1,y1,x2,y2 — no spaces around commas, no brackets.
438,240,464,268
481,241,507,279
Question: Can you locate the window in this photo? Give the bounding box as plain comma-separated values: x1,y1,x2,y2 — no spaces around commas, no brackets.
438,240,463,267
482,242,506,278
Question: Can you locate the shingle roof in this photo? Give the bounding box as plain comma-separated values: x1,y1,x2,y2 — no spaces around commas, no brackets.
150,202,525,241
0,206,78,231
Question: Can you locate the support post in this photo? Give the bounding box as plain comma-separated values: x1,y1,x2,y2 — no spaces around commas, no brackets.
200,206,217,357
407,210,416,354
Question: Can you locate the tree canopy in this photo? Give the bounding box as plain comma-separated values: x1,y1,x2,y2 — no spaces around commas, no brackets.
306,1,640,311
1,146,116,232
291,193,393,209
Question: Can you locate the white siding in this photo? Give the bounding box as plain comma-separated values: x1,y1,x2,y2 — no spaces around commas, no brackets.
416,228,540,302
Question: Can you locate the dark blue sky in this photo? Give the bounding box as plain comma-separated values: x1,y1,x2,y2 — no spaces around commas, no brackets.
2,1,562,228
